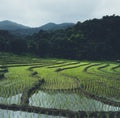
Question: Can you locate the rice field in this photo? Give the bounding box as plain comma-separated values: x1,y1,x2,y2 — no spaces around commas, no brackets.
0,53,120,118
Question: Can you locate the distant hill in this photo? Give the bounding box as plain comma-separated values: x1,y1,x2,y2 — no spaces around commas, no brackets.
23,15,120,60
0,20,74,36
0,20,30,30
39,22,75,30
0,15,120,60
10,22,75,36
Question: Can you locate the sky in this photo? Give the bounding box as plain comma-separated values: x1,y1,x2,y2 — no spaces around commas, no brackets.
0,0,120,27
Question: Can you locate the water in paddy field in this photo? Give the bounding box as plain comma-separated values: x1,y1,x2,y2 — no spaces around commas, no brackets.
29,90,120,111
0,94,21,104
0,93,65,118
0,91,120,118
0,109,65,118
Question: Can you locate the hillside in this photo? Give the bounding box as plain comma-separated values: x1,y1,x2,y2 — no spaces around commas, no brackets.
0,30,26,54
10,22,75,36
40,22,75,30
0,20,74,36
0,20,30,30
0,15,120,60
25,15,120,60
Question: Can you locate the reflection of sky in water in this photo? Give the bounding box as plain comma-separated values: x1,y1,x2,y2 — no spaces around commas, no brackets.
29,91,120,111
0,109,65,118
0,94,21,104
0,91,120,118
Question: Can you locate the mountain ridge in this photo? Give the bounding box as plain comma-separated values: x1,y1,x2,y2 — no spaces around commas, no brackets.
0,20,30,30
11,22,75,36
0,20,75,36
0,15,120,60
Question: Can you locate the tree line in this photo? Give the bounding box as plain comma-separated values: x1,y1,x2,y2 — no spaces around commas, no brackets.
0,15,120,60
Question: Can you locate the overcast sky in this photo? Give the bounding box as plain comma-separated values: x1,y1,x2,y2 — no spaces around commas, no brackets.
0,0,120,27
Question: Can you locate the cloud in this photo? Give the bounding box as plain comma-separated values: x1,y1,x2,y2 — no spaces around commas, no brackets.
0,0,120,27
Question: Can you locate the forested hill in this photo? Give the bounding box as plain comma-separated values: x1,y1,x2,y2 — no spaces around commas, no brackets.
0,20,74,36
0,30,26,54
0,15,120,60
0,20,29,30
10,22,74,36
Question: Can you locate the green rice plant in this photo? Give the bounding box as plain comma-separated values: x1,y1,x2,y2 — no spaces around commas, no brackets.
0,53,120,117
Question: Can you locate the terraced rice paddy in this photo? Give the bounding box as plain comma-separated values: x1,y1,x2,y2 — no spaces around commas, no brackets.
0,53,120,117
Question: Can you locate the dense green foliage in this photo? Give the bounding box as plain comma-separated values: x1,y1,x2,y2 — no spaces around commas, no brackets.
0,15,120,60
